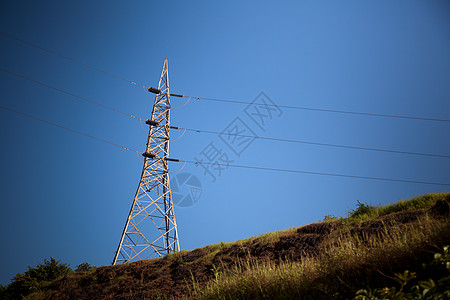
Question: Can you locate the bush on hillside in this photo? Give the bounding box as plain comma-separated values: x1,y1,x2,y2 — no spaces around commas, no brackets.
75,262,95,273
349,200,376,218
1,257,72,299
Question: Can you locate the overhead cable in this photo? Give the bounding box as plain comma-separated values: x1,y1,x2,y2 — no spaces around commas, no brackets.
2,32,448,124
0,31,146,88
170,94,450,124
179,160,450,187
3,68,449,160
0,105,140,153
0,67,143,120
172,126,450,159
1,104,448,187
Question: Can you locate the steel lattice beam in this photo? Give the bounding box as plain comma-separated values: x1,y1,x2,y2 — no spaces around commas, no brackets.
113,59,179,265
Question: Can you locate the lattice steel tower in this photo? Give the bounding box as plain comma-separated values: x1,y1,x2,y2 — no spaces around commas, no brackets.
113,58,179,265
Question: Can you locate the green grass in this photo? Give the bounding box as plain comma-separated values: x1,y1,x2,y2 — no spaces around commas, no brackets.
348,192,448,221
376,192,449,216
186,192,450,300
322,192,450,230
192,227,298,258
166,249,190,261
188,219,450,299
20,192,450,300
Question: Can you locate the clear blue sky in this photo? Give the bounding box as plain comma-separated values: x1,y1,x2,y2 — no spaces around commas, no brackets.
1,0,449,285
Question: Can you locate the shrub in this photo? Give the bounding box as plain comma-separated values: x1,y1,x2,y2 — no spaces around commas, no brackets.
2,257,72,299
323,215,338,221
75,262,95,273
349,200,376,218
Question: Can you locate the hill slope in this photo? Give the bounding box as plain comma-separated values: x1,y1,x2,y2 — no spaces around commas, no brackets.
27,192,450,299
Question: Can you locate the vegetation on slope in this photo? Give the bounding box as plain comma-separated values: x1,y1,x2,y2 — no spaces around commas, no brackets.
0,258,94,299
187,193,450,299
2,192,449,299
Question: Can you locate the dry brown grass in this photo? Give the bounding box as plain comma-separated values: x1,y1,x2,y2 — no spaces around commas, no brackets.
188,217,450,300
21,192,450,300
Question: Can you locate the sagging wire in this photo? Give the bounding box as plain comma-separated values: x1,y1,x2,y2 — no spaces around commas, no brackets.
170,127,187,142
0,31,147,89
170,160,187,175
139,118,149,134
171,96,192,110
135,150,144,164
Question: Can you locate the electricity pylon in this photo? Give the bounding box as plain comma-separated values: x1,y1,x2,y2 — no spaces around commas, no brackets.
113,58,179,265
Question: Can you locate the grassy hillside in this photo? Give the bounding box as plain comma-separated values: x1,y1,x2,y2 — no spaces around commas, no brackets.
14,192,450,299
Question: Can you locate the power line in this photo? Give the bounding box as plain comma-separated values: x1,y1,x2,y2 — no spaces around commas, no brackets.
171,94,450,124
2,66,448,160
0,105,140,153
2,32,448,125
180,160,450,187
0,31,147,88
0,67,143,120
172,126,450,159
1,104,448,187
